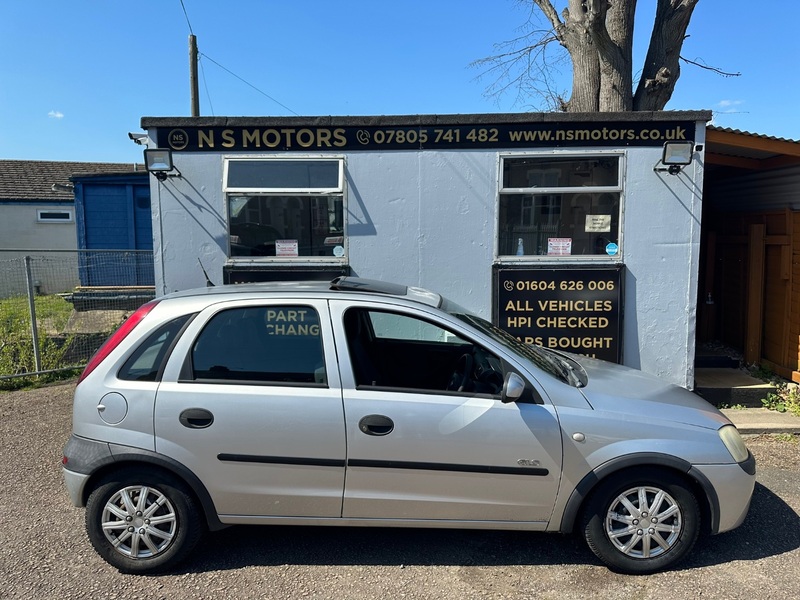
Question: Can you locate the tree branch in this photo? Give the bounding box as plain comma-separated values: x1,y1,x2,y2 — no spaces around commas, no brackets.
471,32,570,110
680,56,741,77
532,0,563,31
470,3,572,110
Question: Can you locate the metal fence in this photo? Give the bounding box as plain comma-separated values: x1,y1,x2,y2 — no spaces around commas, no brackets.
0,250,155,385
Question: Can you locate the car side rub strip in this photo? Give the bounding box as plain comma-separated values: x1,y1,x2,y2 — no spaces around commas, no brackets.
217,454,548,477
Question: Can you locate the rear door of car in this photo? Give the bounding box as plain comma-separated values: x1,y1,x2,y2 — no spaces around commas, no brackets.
154,298,346,519
329,299,563,525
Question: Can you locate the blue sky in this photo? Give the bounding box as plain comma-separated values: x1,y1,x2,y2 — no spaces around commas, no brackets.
1,1,797,164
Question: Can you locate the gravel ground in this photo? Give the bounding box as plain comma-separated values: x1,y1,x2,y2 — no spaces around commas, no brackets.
1,381,799,599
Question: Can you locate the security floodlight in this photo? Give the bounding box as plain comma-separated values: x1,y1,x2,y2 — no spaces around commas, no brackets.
655,141,695,175
144,148,181,182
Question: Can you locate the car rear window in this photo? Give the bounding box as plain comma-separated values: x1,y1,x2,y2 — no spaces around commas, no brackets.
190,305,326,385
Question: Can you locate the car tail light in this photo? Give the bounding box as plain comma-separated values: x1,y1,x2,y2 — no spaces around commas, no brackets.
77,300,161,384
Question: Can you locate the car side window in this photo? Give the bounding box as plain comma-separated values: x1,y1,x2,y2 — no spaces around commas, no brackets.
191,305,326,385
367,311,467,344
343,308,505,395
118,314,194,382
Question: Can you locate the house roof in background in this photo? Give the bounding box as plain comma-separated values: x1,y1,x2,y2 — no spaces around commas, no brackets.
0,159,144,202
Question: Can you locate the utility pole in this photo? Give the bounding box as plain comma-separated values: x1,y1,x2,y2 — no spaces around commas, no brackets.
189,34,200,116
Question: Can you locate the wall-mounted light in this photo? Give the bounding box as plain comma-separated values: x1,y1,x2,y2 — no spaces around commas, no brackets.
144,148,182,182
654,141,694,175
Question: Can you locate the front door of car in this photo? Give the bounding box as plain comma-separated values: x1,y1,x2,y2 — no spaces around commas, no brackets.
329,300,563,524
154,299,346,519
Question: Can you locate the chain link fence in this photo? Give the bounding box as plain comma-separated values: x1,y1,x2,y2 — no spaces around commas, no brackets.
0,250,155,387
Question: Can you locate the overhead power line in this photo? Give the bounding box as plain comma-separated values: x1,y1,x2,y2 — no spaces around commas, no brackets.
177,0,298,116
198,58,215,116
199,53,301,116
179,0,194,35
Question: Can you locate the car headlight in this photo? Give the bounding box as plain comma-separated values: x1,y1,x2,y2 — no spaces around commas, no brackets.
719,425,750,463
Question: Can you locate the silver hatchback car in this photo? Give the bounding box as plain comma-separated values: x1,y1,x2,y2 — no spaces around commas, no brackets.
63,277,755,575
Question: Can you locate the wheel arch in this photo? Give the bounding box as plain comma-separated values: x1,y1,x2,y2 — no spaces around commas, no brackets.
84,445,226,532
559,453,719,535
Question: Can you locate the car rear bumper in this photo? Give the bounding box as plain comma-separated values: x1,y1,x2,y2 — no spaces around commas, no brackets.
61,434,116,507
63,467,91,507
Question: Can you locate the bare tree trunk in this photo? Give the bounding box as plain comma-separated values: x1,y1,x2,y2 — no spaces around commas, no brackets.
633,0,699,110
569,43,601,111
595,0,636,111
534,0,601,111
485,0,699,112
536,0,633,112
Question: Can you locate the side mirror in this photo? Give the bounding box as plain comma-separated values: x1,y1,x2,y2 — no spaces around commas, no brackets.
501,372,526,404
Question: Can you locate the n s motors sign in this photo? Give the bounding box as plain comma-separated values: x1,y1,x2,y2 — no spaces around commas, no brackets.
494,267,623,363
155,121,694,152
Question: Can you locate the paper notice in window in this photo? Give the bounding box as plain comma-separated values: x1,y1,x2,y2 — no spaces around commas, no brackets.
547,238,572,256
276,239,299,257
585,215,611,233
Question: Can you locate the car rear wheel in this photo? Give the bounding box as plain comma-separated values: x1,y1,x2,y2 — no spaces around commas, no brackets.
581,469,700,574
86,468,204,574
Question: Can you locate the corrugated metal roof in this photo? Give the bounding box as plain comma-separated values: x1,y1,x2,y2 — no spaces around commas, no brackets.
0,159,144,202
706,126,800,170
708,125,800,145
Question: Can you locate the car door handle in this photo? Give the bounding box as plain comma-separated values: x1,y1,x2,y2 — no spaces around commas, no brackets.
179,408,214,429
358,414,394,436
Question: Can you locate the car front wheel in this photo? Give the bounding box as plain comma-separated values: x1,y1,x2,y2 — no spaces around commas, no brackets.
85,468,204,574
581,469,700,574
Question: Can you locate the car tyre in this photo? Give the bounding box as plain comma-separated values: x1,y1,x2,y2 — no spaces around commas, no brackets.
86,468,204,574
581,468,700,574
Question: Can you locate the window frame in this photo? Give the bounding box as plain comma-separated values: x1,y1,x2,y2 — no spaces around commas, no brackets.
496,151,625,262
36,208,74,223
186,303,329,387
223,155,347,265
342,305,506,397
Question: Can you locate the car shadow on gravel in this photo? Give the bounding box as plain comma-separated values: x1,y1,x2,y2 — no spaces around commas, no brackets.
186,525,593,572
178,484,798,574
684,482,800,569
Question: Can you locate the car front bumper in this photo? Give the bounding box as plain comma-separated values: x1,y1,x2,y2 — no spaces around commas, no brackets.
691,451,756,533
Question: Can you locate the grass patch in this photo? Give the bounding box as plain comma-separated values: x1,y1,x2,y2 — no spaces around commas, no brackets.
0,295,77,390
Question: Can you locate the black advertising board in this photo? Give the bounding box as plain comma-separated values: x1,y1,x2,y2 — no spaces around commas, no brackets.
155,121,695,152
494,266,623,363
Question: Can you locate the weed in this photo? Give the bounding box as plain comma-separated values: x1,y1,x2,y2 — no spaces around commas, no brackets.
761,383,800,417
748,363,776,381
718,402,747,410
